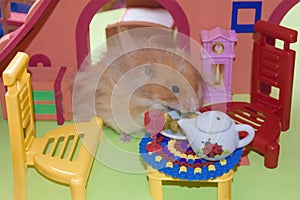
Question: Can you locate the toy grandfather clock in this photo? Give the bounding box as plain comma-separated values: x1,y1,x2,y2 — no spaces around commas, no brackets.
200,27,237,103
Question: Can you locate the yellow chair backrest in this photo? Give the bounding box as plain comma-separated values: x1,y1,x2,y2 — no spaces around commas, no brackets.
3,52,35,163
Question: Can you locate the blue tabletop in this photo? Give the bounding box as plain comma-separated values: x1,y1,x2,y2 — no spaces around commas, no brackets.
139,133,243,181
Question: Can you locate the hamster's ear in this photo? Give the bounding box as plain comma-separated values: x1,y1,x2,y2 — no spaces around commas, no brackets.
144,64,152,77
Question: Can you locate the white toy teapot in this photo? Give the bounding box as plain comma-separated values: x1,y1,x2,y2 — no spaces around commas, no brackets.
178,111,255,161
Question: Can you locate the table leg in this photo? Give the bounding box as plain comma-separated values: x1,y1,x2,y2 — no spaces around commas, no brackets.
217,179,232,200
148,177,163,200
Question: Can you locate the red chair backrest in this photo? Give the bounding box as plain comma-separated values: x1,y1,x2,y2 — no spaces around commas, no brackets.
251,20,297,131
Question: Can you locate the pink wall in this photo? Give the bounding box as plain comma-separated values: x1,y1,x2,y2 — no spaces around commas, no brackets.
22,0,296,94
175,0,283,93
24,0,87,69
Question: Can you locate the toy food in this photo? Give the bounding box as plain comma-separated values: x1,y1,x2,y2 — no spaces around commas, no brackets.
169,119,179,133
163,112,172,130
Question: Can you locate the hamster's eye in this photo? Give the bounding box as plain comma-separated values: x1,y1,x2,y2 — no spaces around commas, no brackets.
172,85,179,93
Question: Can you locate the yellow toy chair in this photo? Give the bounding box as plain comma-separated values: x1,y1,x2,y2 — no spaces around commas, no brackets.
3,52,103,200
147,166,234,200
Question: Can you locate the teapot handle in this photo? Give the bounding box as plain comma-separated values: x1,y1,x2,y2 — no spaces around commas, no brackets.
235,124,255,148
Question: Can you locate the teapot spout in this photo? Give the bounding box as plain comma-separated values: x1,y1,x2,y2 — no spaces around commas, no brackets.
177,119,185,127
177,118,196,136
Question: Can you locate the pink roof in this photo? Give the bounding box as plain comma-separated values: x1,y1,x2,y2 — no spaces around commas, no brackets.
200,27,237,42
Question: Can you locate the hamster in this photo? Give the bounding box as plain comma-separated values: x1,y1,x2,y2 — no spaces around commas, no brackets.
73,28,206,140
93,47,205,138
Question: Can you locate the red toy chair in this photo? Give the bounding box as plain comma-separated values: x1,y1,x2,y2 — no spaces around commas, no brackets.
200,20,297,169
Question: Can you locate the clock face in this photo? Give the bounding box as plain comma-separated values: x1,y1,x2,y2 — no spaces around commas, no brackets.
212,42,224,54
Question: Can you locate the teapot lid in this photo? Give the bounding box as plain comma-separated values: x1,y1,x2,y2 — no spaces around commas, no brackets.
195,111,232,133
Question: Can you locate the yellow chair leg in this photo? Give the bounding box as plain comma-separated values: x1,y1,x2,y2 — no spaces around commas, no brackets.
13,166,27,200
14,180,26,200
148,177,163,200
70,176,86,200
217,180,232,200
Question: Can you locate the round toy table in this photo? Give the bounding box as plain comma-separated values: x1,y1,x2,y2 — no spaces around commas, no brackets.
139,133,243,181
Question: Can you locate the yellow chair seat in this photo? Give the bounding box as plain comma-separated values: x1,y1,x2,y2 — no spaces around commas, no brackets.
29,120,101,185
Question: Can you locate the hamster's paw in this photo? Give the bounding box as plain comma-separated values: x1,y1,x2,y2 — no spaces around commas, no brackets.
120,133,132,143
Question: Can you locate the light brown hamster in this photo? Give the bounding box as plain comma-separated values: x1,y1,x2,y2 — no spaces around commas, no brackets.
93,47,205,138
72,28,206,139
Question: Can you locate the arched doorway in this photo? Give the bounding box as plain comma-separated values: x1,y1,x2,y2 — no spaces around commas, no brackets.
272,2,300,128
75,0,190,69
268,0,300,24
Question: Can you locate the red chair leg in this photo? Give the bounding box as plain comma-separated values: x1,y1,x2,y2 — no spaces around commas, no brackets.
264,141,280,169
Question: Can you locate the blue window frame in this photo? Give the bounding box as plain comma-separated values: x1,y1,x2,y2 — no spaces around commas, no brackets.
231,1,262,33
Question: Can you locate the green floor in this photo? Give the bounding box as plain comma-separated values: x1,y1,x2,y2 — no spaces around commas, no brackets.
1,93,300,200
1,5,300,200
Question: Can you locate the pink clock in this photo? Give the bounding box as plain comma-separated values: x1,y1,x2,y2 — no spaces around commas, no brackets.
200,27,237,103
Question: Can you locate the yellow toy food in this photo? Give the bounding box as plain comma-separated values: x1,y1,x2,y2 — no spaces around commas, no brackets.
169,119,179,133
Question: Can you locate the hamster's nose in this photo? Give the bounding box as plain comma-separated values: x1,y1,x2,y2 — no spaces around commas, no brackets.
149,104,165,111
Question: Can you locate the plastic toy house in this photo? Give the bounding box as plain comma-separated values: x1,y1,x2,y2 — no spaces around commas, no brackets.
200,27,237,103
0,0,298,125
0,0,75,124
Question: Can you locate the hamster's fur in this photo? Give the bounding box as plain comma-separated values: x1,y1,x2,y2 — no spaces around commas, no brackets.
93,47,205,137
73,28,206,137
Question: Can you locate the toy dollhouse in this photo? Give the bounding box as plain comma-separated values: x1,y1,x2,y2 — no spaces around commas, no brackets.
0,1,299,199
201,27,237,103
0,0,298,124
